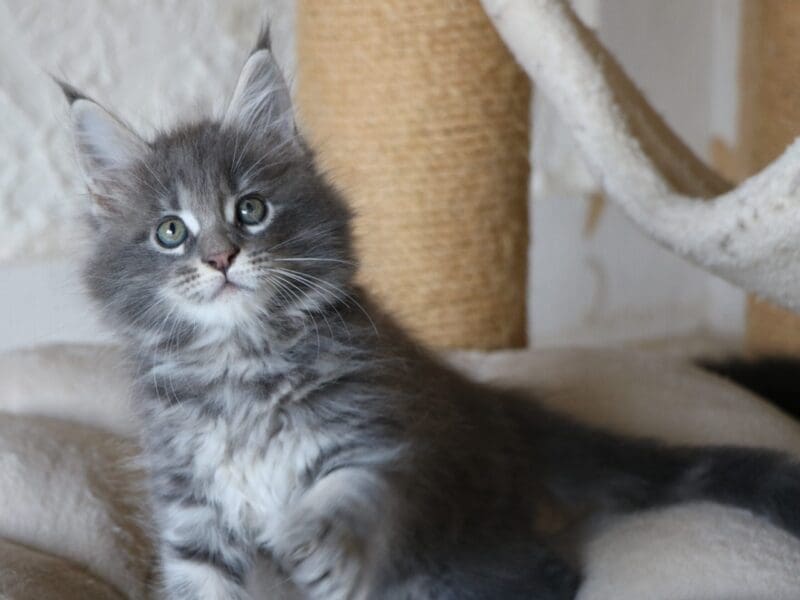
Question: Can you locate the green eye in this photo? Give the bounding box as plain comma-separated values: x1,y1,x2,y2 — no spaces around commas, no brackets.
155,217,188,249
236,195,268,226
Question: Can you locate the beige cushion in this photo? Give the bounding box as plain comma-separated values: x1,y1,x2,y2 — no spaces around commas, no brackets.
0,538,124,600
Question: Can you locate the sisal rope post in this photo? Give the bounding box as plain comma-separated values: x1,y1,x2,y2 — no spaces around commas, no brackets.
295,0,531,350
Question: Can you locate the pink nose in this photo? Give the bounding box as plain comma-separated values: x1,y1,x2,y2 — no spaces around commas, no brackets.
205,247,239,273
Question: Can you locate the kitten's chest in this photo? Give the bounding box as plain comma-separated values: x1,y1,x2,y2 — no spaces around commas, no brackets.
189,408,324,542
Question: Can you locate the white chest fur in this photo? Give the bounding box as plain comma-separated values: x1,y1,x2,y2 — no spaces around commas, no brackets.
188,411,329,546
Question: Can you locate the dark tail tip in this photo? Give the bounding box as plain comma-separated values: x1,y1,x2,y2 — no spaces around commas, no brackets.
697,356,800,421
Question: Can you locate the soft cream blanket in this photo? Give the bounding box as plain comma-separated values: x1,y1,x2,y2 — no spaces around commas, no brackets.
1,344,799,599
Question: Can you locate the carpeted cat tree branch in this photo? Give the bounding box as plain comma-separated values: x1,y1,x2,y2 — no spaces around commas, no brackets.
481,0,800,313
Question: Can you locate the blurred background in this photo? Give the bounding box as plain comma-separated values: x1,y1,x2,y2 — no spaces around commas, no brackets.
0,0,763,352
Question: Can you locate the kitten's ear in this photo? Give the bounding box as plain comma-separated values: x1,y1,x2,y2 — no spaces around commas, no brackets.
58,81,146,199
224,27,295,140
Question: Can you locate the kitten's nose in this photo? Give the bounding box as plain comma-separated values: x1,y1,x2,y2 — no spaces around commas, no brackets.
205,247,239,273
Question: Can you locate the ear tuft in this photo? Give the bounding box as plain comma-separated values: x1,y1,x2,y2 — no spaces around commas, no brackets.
53,78,89,105
224,29,294,141
254,23,272,53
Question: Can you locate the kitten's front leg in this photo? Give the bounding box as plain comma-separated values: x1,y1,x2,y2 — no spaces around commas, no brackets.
273,468,390,600
157,500,252,600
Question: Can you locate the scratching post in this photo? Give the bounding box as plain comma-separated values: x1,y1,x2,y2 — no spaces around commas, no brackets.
295,0,531,350
738,1,800,354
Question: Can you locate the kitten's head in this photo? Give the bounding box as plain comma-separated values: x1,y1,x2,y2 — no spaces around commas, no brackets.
64,30,354,340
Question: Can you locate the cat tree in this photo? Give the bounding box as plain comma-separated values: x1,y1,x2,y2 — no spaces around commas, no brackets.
296,0,800,354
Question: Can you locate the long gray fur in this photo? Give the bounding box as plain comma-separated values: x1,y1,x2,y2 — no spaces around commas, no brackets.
64,30,800,600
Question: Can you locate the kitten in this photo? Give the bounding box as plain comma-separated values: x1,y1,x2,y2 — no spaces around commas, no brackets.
62,29,800,600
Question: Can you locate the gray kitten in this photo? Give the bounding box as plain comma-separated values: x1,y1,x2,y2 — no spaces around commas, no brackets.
63,30,800,600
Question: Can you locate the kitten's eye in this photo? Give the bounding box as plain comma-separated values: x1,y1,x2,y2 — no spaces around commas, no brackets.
155,217,188,249
236,195,268,226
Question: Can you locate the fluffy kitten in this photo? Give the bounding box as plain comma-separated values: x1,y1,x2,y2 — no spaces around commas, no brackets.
63,30,800,600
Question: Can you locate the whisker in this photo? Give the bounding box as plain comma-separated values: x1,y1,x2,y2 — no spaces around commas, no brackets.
268,275,322,357
272,257,355,267
269,267,377,336
267,268,351,338
269,272,335,344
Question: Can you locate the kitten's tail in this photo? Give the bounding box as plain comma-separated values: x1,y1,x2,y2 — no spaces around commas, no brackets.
530,408,800,538
697,355,800,421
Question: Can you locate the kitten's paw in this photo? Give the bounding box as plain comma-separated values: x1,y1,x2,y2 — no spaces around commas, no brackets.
277,518,364,599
